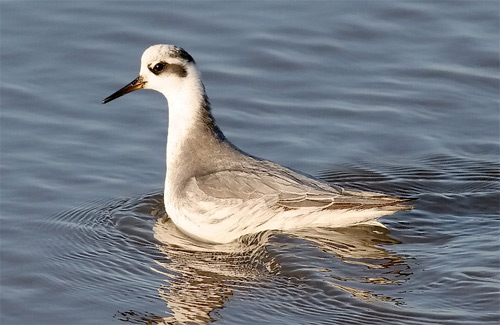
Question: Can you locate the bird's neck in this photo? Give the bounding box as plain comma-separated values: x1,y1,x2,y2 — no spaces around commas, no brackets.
163,77,227,192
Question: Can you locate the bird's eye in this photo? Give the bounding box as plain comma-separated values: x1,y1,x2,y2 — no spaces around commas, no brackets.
150,62,166,74
154,63,165,72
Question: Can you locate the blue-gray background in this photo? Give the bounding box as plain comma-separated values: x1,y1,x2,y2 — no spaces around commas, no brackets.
1,1,499,324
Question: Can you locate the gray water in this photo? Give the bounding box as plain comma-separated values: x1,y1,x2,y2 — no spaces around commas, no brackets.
1,1,499,324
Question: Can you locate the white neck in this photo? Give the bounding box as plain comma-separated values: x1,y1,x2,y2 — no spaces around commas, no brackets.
161,69,226,196
164,80,204,162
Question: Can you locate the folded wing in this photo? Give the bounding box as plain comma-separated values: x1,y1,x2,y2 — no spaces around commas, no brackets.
190,166,411,212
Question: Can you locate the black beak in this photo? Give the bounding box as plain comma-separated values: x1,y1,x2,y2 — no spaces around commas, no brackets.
102,76,145,104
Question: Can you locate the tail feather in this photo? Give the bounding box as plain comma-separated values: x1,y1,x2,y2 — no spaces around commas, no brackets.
277,190,415,212
328,190,414,212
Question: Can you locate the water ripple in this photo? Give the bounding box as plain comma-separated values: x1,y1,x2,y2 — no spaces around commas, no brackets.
32,190,426,324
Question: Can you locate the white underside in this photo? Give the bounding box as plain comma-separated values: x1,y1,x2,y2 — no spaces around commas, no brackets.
164,188,394,243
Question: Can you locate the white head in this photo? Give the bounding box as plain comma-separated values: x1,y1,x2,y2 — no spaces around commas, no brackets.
103,44,200,104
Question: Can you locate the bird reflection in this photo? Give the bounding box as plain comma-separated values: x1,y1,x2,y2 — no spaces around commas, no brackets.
147,213,410,323
150,215,278,323
287,226,410,305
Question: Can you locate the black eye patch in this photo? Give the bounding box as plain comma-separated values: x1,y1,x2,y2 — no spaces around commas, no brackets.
149,62,167,75
148,62,187,78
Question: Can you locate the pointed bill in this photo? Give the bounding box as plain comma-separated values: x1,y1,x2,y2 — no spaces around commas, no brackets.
102,76,145,104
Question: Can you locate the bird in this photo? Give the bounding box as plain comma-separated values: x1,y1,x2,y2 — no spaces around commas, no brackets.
103,44,411,243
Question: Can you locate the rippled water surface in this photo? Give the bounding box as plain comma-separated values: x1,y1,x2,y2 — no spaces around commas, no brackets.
1,1,499,324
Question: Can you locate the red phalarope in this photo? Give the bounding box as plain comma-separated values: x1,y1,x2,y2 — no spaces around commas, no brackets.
103,44,411,243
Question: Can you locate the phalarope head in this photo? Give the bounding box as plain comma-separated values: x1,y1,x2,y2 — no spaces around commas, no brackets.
102,44,197,104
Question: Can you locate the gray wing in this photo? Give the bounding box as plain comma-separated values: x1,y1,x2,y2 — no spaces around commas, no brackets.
189,162,410,211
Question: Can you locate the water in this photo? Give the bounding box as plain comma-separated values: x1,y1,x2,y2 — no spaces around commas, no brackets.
1,1,499,324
